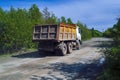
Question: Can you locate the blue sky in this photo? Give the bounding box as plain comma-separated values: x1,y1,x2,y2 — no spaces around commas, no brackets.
0,0,120,32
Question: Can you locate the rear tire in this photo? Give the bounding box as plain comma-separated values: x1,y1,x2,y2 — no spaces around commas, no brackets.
67,42,73,54
61,42,67,56
55,42,67,56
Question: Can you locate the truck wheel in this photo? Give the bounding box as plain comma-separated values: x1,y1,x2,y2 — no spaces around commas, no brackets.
61,42,67,56
80,40,82,45
76,40,81,50
55,42,67,56
67,42,73,54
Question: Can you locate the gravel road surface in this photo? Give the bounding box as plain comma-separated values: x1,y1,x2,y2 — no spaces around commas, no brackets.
0,38,111,80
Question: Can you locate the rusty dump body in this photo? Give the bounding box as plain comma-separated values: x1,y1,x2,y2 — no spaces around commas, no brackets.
32,23,76,42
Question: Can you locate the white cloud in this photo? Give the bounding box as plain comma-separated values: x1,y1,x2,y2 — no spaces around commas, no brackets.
45,0,120,31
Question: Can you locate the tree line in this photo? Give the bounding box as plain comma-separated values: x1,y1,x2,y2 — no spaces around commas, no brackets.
0,4,102,54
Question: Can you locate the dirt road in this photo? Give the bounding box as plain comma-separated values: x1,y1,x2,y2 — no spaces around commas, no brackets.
0,38,111,80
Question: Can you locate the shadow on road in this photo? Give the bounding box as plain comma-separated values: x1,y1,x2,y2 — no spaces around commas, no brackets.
30,60,104,80
30,38,110,80
12,51,57,58
91,40,113,48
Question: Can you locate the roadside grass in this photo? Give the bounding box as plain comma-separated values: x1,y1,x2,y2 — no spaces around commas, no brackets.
97,40,120,80
0,48,37,58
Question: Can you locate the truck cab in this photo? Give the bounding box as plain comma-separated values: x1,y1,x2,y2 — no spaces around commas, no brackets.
76,26,81,41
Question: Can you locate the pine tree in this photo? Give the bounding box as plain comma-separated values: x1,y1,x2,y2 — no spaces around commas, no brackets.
67,18,73,24
61,16,66,23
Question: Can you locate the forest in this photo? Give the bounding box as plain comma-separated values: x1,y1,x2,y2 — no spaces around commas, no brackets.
0,4,102,54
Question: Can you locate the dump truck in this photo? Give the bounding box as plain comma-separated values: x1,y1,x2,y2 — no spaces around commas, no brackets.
32,23,82,56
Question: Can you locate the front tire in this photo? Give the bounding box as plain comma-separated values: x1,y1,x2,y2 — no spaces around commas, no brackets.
76,40,81,50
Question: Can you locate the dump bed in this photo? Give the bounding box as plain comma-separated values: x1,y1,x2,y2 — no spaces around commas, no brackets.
32,23,76,42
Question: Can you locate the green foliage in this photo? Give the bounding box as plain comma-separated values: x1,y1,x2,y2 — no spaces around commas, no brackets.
60,16,66,23
67,18,73,24
103,18,120,39
77,21,92,40
103,28,113,38
29,4,43,23
0,7,35,53
100,18,120,80
42,7,57,24
91,28,103,37
0,4,58,54
99,46,120,80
